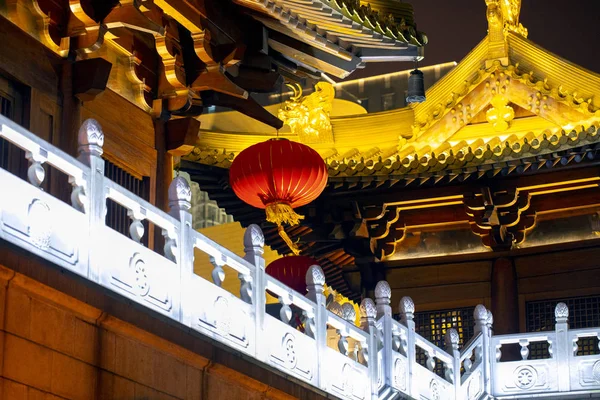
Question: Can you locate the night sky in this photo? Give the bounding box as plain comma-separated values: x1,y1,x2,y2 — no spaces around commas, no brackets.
352,0,600,78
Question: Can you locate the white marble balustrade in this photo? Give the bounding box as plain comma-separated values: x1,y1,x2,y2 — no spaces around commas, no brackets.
0,114,599,399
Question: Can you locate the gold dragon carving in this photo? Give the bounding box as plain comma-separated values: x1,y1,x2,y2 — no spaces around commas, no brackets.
486,0,528,38
278,82,335,144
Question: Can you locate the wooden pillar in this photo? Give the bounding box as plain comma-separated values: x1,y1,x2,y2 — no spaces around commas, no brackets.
491,257,519,334
153,118,174,249
59,61,82,157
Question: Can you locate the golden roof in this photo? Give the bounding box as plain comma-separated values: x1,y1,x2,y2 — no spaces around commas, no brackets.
185,1,600,181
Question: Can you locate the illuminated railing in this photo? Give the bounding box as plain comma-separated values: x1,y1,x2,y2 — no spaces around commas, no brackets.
0,114,599,400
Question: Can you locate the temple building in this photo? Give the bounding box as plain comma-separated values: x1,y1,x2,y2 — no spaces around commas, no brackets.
0,0,599,399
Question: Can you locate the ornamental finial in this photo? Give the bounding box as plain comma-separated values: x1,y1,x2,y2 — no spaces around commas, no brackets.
329,301,343,317
168,176,191,212
399,296,415,315
243,224,264,248
306,265,325,286
474,304,488,321
360,298,377,319
341,303,356,323
555,302,569,320
78,119,104,156
485,0,527,39
486,310,494,327
375,281,391,304
445,328,460,347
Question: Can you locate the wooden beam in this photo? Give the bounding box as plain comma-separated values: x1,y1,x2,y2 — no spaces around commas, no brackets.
166,117,200,156
72,58,112,102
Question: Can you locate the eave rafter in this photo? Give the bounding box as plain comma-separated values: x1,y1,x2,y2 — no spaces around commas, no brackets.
7,0,285,125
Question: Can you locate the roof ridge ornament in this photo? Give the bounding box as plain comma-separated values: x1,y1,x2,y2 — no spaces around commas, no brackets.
485,0,527,64
485,0,527,38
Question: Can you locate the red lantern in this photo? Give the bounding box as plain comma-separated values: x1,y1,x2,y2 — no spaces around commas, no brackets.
229,138,328,254
266,256,318,294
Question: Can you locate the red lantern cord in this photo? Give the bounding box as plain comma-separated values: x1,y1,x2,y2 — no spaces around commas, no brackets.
230,138,328,254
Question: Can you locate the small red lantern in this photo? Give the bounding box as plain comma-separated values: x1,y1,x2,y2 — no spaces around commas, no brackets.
229,138,328,254
266,256,317,294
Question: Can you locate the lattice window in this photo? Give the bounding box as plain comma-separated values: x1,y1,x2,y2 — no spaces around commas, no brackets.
526,295,600,359
104,159,150,245
395,306,475,375
413,307,476,348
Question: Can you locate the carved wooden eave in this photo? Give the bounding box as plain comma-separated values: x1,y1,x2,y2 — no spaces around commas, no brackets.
233,0,426,78
180,150,600,298
186,29,600,185
3,0,426,127
180,2,600,298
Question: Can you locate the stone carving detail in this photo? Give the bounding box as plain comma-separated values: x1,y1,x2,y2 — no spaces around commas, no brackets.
282,333,297,369
399,296,415,315
341,302,356,323
168,176,192,203
360,298,377,319
341,363,355,395
487,310,494,326
375,280,391,301
306,265,325,286
329,301,343,317
129,253,150,296
555,302,569,319
474,304,488,320
430,379,441,400
78,118,105,148
592,361,600,383
468,371,482,399
514,365,537,389
28,199,52,250
244,223,264,248
214,296,231,335
393,358,407,390
446,328,460,346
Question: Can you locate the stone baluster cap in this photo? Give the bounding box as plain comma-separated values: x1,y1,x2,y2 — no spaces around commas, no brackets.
375,280,391,305
78,119,104,157
168,176,192,212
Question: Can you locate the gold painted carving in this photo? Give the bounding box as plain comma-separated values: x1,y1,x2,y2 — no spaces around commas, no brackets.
278,82,335,144
500,0,527,37
486,95,515,131
485,0,527,38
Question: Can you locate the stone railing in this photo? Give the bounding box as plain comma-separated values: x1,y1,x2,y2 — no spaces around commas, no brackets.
0,114,599,399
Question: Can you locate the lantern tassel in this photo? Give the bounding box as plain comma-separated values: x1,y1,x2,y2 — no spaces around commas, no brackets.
265,202,305,226
266,202,303,255
277,225,301,256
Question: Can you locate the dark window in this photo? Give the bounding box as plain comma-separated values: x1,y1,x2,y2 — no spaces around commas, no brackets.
0,75,28,175
381,93,395,111
395,306,475,376
526,296,600,359
104,159,150,245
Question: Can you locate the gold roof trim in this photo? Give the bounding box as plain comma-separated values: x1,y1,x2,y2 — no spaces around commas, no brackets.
412,37,490,131
508,33,600,110
327,123,599,179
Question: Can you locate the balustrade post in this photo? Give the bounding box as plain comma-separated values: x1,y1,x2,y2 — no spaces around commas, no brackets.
168,176,193,325
76,119,105,283
243,224,266,362
444,328,461,399
474,305,492,396
399,296,416,398
554,302,571,392
305,265,327,390
360,298,378,400
375,281,392,393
